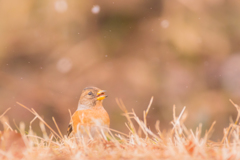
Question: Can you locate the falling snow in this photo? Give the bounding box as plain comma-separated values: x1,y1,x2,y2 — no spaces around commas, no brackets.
91,5,100,14
161,20,169,28
54,0,68,13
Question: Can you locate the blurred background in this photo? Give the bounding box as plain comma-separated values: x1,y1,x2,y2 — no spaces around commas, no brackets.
0,0,240,140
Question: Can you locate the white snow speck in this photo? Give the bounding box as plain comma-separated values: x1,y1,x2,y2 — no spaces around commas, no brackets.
57,58,72,73
54,0,68,13
161,20,169,29
91,5,100,14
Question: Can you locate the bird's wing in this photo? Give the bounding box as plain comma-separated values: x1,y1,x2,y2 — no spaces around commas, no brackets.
67,122,73,137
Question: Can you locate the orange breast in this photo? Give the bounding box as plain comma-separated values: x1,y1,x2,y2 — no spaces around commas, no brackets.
71,107,110,134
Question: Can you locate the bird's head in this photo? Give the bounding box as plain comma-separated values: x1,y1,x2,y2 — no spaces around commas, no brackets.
78,86,108,108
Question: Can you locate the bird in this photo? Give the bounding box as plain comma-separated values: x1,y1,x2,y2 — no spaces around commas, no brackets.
67,86,110,139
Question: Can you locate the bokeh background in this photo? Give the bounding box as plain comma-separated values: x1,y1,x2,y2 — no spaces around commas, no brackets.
1,0,240,140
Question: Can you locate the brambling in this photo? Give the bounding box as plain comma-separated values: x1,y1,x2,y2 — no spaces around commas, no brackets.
67,87,110,138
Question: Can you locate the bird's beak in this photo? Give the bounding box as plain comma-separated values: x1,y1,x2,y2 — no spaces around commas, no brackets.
97,90,107,101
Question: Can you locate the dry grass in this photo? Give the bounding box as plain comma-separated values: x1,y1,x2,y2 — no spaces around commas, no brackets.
1,98,240,159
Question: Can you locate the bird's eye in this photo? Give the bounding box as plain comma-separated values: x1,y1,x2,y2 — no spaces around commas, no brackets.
88,92,92,95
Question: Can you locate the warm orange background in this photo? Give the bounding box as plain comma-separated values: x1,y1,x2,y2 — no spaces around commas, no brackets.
0,0,240,140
